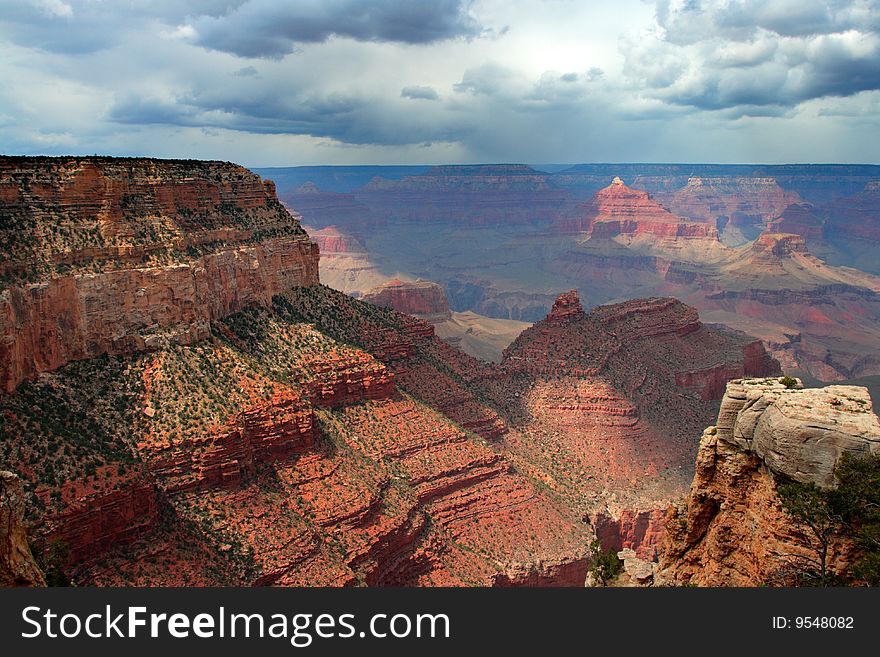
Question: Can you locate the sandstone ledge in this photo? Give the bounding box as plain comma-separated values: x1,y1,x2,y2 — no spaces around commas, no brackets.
717,377,880,487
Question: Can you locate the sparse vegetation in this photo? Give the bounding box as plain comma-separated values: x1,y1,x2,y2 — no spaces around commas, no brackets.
587,539,623,586
0,160,307,290
35,538,73,587
776,452,880,586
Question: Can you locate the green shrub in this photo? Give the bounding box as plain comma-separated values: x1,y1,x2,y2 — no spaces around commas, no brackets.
588,539,623,586
777,452,880,586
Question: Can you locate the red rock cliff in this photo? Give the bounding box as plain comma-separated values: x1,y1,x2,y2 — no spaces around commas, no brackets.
0,157,319,392
0,471,45,586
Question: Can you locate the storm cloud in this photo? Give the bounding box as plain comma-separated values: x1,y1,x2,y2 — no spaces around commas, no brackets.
191,0,483,58
0,0,877,165
401,86,441,101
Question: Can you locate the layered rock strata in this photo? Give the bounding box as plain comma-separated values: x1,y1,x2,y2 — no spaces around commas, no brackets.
659,378,880,585
363,279,452,323
0,157,319,392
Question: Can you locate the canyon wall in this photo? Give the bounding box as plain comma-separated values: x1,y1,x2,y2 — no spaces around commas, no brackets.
659,378,880,586
355,165,571,226
263,164,880,381
0,471,45,586
363,279,452,323
0,157,319,392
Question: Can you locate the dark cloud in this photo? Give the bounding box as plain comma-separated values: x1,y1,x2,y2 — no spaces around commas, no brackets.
107,83,468,147
2,0,878,164
655,0,879,45
0,1,247,54
191,0,482,58
0,1,480,57
109,95,197,126
401,86,440,100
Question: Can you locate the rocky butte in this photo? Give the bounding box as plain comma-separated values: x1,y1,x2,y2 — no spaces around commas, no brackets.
659,377,880,586
560,177,725,261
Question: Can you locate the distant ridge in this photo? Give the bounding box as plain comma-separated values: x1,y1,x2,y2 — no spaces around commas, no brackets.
256,162,880,195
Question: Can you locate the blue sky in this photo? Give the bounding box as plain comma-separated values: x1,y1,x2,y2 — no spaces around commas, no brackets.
1,0,878,166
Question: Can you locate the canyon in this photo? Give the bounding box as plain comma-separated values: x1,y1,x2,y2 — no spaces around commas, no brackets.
0,156,876,588
262,163,880,381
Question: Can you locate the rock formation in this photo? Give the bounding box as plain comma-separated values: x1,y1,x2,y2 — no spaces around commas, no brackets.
767,203,825,242
656,176,801,245
659,378,880,586
363,279,452,323
593,508,666,561
716,378,880,486
304,224,393,295
561,177,723,254
697,231,880,379
0,157,319,392
498,292,780,519
546,289,584,322
0,471,45,586
43,477,160,564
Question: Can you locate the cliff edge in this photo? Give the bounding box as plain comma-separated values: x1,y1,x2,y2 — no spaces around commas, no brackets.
0,471,45,586
659,378,880,585
0,157,320,392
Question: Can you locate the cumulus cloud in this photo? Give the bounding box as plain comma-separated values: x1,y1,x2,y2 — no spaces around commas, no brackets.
623,0,880,114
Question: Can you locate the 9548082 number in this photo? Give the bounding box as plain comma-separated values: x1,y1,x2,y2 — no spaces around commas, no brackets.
772,617,854,629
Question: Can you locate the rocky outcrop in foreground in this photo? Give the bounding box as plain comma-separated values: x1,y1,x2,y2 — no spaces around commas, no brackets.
0,471,45,586
659,378,880,586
